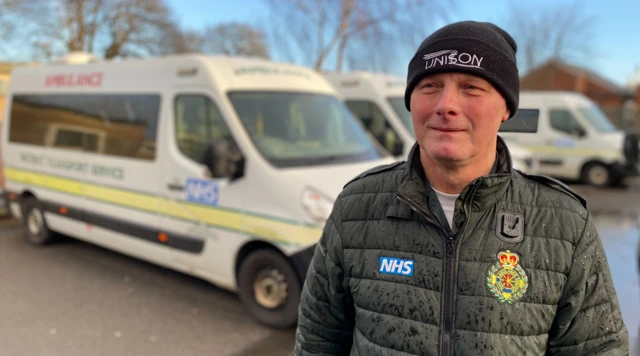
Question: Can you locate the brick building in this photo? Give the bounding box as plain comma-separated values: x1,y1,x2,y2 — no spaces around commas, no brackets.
520,59,639,130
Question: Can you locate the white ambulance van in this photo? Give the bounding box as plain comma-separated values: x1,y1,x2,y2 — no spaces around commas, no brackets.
500,91,639,186
323,71,540,174
1,52,395,328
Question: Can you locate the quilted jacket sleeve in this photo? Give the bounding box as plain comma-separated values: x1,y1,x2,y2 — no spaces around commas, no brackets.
294,195,355,356
546,213,629,355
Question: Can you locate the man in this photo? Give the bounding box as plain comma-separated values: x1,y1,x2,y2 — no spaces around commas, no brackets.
294,21,629,355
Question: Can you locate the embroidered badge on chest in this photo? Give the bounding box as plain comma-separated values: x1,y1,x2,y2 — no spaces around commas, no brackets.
486,250,528,304
496,211,525,243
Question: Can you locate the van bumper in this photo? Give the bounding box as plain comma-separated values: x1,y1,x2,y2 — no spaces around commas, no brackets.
611,161,640,178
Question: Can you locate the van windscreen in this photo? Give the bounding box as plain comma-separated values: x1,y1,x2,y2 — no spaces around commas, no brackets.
578,106,617,133
228,91,384,168
387,97,414,136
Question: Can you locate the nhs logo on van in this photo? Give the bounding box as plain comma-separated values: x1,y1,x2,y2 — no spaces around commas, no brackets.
186,178,219,206
379,257,414,276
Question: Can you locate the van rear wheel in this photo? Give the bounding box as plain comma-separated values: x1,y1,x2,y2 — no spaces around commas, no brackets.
237,249,301,329
581,162,615,187
21,197,56,245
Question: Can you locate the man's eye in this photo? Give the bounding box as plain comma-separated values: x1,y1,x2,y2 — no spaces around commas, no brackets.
421,83,436,89
465,84,480,90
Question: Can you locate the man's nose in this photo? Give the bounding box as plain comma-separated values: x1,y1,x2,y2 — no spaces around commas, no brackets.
435,85,459,118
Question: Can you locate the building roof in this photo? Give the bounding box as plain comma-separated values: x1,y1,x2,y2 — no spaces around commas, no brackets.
0,62,19,75
0,61,41,75
532,59,634,96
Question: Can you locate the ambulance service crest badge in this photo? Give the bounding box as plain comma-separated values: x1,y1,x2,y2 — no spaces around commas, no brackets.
486,250,528,304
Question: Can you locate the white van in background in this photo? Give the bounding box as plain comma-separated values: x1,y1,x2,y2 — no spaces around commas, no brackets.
500,91,639,187
324,71,540,174
1,52,395,328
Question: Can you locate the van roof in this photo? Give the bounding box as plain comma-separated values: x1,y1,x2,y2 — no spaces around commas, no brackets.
7,53,338,95
519,90,597,107
323,71,406,98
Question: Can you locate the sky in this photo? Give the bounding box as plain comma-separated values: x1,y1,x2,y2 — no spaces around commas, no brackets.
165,0,640,88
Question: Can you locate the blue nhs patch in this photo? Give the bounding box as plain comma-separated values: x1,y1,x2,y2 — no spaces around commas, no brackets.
379,257,414,276
186,178,219,206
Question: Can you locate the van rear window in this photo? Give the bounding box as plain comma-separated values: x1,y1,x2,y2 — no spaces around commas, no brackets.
499,108,539,133
8,94,160,160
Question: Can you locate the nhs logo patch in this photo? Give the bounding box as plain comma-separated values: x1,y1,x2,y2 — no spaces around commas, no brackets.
186,178,219,206
379,257,414,276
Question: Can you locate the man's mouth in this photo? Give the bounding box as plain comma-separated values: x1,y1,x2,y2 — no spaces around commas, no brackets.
432,127,465,132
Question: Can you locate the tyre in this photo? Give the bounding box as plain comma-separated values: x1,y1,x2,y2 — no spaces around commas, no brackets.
21,197,56,245
237,249,302,329
581,162,613,187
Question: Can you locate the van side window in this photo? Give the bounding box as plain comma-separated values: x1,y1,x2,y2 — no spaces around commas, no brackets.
550,109,585,137
499,108,539,133
345,100,403,156
174,95,234,164
9,94,160,160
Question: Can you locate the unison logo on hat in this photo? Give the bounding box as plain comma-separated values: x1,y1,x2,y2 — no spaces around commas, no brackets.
423,50,484,70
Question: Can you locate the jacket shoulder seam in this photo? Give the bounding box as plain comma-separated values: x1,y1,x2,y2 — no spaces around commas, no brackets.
341,189,401,199
505,201,587,221
343,161,406,189
516,171,587,209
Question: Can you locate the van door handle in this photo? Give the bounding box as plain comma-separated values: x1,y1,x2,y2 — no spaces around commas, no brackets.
167,183,185,191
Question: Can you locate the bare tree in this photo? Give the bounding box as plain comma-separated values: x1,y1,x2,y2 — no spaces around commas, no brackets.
4,0,183,60
161,26,204,55
262,0,453,72
505,2,595,73
0,0,25,37
200,22,270,59
0,0,51,58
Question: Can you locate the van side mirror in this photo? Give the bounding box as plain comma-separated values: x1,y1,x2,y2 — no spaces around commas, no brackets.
382,127,404,157
573,127,587,138
392,141,404,156
202,139,244,181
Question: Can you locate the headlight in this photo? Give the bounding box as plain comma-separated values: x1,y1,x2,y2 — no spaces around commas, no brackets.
301,187,334,225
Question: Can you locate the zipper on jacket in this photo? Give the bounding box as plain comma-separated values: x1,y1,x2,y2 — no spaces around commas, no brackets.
397,178,483,356
440,179,482,356
395,192,447,235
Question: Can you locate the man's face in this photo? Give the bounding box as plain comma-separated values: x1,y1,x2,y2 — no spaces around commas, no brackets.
410,72,509,165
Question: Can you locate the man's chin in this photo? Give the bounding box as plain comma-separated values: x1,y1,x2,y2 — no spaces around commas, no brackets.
423,144,467,163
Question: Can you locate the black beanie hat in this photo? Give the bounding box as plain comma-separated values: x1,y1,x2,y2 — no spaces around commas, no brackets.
404,21,519,118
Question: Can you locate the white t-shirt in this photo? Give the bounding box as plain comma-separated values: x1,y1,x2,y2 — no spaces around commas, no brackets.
431,186,460,229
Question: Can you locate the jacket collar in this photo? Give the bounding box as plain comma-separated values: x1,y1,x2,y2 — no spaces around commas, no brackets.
396,136,513,216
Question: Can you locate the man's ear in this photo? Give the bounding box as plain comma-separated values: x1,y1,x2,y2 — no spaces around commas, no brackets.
502,101,510,122
502,110,510,122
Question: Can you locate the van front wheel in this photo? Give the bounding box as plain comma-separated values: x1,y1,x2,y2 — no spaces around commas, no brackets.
21,197,56,245
582,162,613,187
237,249,301,329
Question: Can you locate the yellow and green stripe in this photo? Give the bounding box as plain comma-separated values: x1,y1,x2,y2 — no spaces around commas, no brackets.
5,166,323,250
